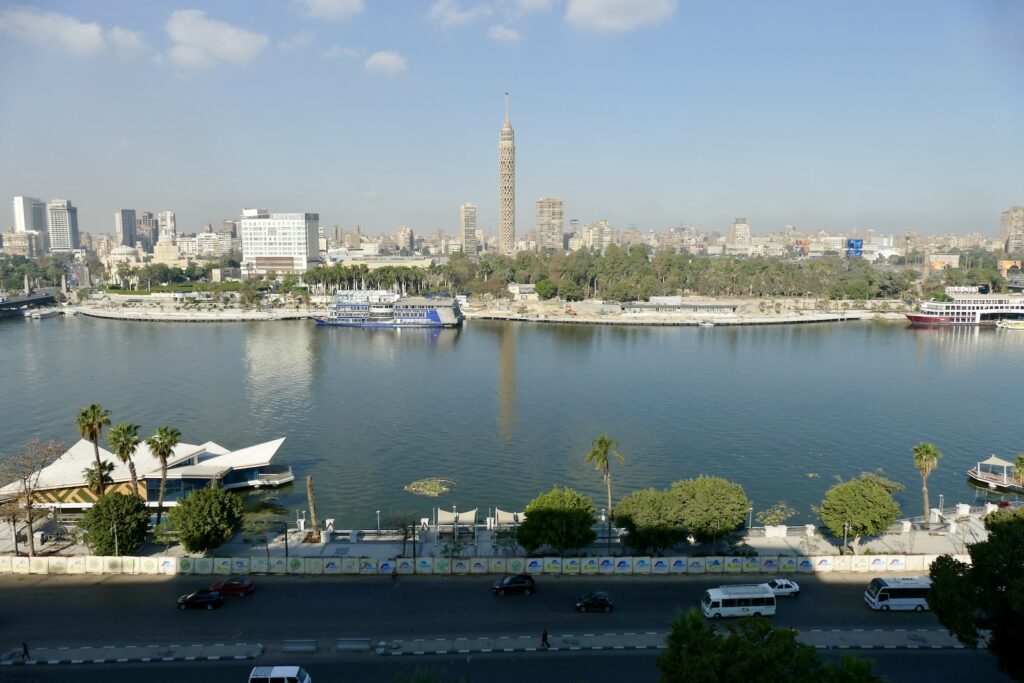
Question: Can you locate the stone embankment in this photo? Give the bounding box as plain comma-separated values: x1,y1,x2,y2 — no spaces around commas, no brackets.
75,306,314,323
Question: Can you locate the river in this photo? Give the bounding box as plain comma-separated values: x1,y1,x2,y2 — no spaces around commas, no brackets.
2,315,1021,527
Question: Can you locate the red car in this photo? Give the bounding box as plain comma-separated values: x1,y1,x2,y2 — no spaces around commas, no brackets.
209,576,256,596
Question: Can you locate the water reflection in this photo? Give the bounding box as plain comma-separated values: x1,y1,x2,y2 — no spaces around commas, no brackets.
244,322,315,422
497,323,518,440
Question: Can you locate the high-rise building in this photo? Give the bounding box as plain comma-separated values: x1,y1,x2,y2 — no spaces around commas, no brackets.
397,225,415,253
584,220,615,253
534,197,564,252
460,203,478,256
498,93,516,255
158,210,177,241
12,196,47,233
240,208,320,274
729,218,751,245
46,198,79,252
135,211,158,252
1001,206,1024,253
114,209,137,247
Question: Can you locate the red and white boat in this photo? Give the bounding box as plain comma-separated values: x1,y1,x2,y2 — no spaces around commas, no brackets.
906,288,1024,326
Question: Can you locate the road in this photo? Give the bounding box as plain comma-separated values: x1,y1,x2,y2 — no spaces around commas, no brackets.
0,573,1011,681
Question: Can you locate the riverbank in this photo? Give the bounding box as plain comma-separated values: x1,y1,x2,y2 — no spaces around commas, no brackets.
70,295,909,326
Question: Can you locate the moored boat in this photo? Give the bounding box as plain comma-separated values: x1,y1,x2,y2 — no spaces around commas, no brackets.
315,290,463,328
906,287,1024,326
996,319,1024,330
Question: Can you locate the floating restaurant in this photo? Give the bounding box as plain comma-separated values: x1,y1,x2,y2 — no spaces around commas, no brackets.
0,437,294,510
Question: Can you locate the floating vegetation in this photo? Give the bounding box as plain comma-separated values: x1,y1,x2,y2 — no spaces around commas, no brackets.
405,477,455,497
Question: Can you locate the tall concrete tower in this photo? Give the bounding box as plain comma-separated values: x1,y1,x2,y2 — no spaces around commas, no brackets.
498,93,516,255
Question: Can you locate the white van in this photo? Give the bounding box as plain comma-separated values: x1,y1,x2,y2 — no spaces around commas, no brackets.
863,576,931,611
700,584,777,619
248,666,312,683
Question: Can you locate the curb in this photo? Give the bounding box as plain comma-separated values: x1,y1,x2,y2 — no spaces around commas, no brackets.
0,643,264,667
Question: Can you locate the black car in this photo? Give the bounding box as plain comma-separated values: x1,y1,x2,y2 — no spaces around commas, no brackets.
177,589,224,610
576,591,614,612
492,574,536,596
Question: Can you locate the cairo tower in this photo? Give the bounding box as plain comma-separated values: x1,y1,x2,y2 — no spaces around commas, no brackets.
498,93,516,255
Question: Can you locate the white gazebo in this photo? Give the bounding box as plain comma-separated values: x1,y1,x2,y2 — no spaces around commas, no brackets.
967,455,1020,491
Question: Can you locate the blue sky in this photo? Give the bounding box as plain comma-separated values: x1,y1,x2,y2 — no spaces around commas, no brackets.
1,0,1022,238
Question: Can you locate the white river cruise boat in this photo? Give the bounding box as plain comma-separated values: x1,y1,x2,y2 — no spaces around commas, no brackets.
906,288,1024,326
315,290,464,328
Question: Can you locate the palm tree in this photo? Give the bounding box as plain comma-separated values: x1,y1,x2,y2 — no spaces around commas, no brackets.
912,442,942,523
108,423,142,497
76,404,111,496
1014,453,1024,488
82,461,114,495
585,434,626,550
146,426,181,525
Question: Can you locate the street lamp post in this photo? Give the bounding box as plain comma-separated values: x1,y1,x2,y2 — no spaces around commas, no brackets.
748,506,754,530
111,522,119,557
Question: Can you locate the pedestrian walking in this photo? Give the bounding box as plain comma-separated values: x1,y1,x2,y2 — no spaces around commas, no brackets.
21,642,29,663
541,629,550,649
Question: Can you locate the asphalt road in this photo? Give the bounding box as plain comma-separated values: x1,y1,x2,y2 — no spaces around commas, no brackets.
0,573,1011,682
0,573,942,646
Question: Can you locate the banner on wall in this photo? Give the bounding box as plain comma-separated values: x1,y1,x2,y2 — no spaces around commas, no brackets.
543,557,561,574
324,558,342,574
813,556,833,573
452,559,469,574
525,558,543,574
614,557,632,574
507,558,525,574
194,558,213,575
396,558,415,574
269,557,287,574
724,557,743,573
599,557,615,574
470,559,487,574
342,558,360,574
687,557,705,574
231,558,250,574
251,557,269,574
581,558,599,574
669,557,687,574
213,558,231,575
434,558,452,574
779,556,797,573
633,557,651,574
563,558,581,574
416,558,433,574
797,557,813,573
305,558,324,575
705,557,723,574
488,558,506,574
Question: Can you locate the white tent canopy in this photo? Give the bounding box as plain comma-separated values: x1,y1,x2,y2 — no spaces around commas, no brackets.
436,508,478,525
495,508,525,525
980,455,1014,468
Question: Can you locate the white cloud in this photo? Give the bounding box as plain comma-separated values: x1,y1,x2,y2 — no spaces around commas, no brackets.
324,45,359,59
166,10,269,69
488,24,520,42
566,0,676,32
430,0,492,26
513,0,554,12
0,6,105,56
108,26,146,55
364,50,407,76
278,32,315,51
295,0,365,22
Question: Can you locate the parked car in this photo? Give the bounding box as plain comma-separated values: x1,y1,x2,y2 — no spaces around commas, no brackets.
763,578,800,596
249,666,312,683
575,591,614,612
210,576,256,596
177,589,224,610
492,574,536,596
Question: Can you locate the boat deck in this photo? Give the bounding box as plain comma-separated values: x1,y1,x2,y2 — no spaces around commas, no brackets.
967,467,1022,492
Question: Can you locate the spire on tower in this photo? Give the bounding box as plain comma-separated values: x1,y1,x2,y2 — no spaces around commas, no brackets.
504,92,510,123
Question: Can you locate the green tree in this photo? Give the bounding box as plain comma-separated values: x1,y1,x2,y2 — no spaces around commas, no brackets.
516,486,597,555
657,609,883,682
146,426,181,526
82,460,114,495
1014,453,1024,488
614,488,686,555
670,476,751,544
79,493,150,556
76,403,111,496
168,484,244,554
816,473,903,553
533,278,557,299
912,442,942,522
929,507,1024,680
585,434,625,537
108,422,142,497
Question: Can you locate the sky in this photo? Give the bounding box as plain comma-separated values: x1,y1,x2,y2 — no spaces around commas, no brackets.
1,0,1022,238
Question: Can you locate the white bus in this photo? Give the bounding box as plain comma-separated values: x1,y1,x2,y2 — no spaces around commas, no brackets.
700,584,777,619
863,576,932,611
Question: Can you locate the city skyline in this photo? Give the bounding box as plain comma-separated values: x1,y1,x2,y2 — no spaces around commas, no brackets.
1,1,1022,237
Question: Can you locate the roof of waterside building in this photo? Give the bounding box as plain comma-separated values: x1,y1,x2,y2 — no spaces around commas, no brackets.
0,437,286,497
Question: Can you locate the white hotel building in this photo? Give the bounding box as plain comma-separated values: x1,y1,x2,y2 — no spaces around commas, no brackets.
240,208,320,275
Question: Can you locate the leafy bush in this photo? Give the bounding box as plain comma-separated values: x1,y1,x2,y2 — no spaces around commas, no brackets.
168,484,244,554
79,493,150,556
516,486,596,555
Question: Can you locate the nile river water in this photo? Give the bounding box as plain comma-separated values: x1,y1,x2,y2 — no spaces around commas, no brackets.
2,315,1022,527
